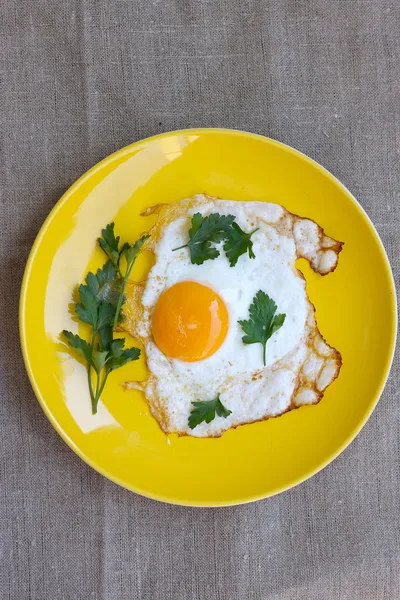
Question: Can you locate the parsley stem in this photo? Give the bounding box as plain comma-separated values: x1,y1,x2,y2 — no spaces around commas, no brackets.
88,329,97,413
88,366,96,413
96,370,109,404
94,373,100,405
171,243,188,252
112,259,135,331
92,369,110,413
250,227,259,236
93,375,101,413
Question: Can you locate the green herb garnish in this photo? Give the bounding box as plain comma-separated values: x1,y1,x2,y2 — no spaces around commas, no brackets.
172,212,259,266
98,224,149,329
97,222,121,272
223,222,258,267
188,393,232,429
238,290,286,366
172,212,235,265
62,224,147,414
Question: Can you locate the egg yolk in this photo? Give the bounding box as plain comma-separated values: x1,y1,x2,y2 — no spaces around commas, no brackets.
152,281,229,362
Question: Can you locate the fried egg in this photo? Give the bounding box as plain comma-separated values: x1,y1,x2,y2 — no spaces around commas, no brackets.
123,194,342,437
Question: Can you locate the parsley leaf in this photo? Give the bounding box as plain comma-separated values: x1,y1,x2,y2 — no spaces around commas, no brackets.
92,349,109,373
121,235,150,265
95,262,121,306
97,223,121,271
107,345,141,372
223,222,258,267
173,212,235,265
188,393,232,429
109,338,125,358
96,261,117,288
190,213,235,244
62,331,94,366
191,240,220,264
99,325,113,352
97,302,116,330
86,271,99,296
76,281,99,328
238,290,286,366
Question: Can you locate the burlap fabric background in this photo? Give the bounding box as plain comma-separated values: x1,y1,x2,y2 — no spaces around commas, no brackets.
1,1,399,598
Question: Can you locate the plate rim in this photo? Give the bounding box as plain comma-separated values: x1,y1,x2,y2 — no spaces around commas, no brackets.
19,128,398,507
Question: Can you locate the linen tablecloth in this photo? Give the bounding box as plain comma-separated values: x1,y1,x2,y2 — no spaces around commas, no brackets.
1,1,399,598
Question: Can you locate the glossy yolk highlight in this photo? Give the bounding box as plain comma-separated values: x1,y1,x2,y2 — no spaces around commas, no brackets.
152,281,229,362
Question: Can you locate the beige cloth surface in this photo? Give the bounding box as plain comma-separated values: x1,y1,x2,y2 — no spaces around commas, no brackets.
1,1,399,598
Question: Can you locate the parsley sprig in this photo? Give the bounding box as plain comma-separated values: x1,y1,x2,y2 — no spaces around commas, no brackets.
188,394,232,429
98,223,149,329
62,223,147,414
238,291,286,367
173,212,258,267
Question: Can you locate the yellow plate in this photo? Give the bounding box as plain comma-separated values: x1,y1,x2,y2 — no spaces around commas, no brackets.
20,129,397,506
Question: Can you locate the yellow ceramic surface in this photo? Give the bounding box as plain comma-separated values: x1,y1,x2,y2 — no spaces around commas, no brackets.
20,129,397,506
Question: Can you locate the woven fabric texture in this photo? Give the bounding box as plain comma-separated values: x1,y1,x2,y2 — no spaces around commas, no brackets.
1,1,399,598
